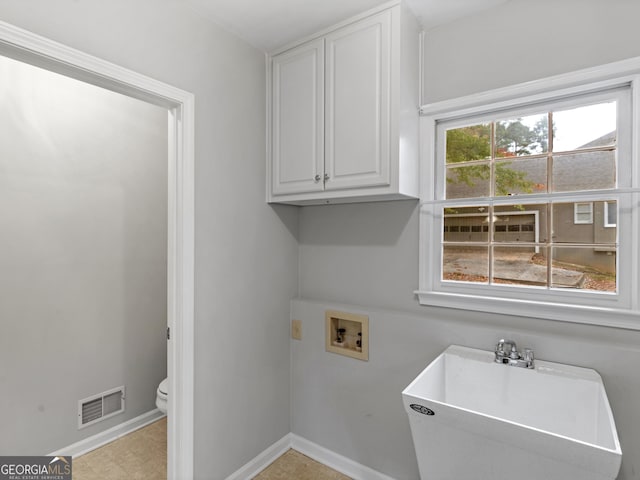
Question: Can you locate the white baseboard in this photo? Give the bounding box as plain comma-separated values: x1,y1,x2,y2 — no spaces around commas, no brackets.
225,432,396,480
52,418,396,480
290,434,396,480
224,434,292,480
48,409,166,458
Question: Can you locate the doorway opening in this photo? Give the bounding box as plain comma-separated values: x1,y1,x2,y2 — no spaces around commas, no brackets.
0,20,194,479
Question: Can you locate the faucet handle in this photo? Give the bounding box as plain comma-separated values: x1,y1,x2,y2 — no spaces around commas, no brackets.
496,339,519,358
523,348,534,364
496,338,510,352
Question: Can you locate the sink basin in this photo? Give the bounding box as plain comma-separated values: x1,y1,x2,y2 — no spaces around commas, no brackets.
402,345,622,480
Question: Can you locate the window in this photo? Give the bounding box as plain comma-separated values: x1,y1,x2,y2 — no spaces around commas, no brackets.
439,98,619,292
605,201,617,227
418,65,640,328
574,203,594,224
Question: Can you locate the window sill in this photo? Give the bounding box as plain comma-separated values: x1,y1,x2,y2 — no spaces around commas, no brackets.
416,290,640,330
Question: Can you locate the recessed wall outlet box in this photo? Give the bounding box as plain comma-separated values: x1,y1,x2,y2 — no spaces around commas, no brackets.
325,310,368,361
291,319,302,340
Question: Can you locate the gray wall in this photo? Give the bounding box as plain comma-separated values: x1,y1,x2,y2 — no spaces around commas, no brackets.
0,1,299,478
0,55,168,454
422,0,640,104
291,297,640,479
295,1,640,479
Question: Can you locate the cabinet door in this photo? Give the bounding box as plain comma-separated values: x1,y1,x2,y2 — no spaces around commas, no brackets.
271,38,325,196
325,9,391,191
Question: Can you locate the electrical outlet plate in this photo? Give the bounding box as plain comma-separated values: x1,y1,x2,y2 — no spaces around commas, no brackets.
291,319,302,340
325,310,368,361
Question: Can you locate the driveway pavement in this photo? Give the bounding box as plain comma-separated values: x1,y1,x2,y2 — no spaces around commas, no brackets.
443,251,584,287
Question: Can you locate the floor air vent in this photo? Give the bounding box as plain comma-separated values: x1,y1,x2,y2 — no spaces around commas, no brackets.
78,386,125,429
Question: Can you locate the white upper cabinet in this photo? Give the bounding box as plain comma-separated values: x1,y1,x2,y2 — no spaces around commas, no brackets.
271,38,324,196
268,2,420,205
324,11,391,192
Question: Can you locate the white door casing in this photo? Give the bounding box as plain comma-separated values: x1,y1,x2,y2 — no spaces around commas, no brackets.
0,20,195,480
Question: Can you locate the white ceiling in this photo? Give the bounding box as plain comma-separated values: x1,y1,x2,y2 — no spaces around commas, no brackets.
184,0,509,52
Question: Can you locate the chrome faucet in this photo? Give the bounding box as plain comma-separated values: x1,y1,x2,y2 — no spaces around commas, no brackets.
494,339,535,369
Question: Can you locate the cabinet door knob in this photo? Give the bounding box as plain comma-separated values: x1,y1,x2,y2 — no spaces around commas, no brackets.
324,173,330,181
314,174,321,182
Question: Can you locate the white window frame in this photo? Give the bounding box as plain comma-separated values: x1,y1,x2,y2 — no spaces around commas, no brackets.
417,58,640,330
574,202,594,224
605,201,617,228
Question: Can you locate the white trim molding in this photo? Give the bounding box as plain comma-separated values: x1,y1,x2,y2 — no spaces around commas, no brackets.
0,20,195,479
224,433,397,480
419,55,640,118
224,435,292,480
48,410,166,459
291,435,396,480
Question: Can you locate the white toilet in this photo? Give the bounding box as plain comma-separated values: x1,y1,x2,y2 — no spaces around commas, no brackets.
156,377,168,414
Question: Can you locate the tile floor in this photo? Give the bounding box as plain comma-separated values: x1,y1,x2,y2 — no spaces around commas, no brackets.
72,418,348,480
72,417,166,480
253,449,351,480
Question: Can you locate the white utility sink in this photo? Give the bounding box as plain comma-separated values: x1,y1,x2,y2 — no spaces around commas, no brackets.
402,345,622,480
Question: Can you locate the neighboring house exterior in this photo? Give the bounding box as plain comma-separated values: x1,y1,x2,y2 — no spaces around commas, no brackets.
444,131,617,274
